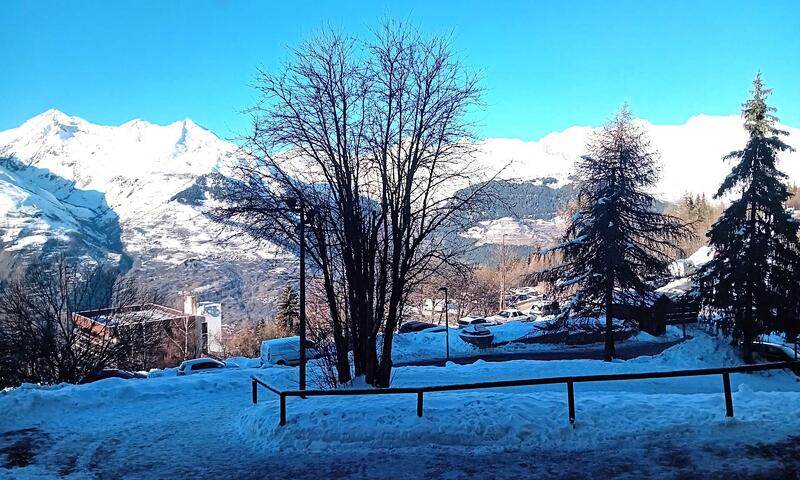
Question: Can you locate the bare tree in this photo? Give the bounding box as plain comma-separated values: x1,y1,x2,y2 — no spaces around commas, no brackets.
162,314,203,363
213,21,492,387
0,255,163,387
221,320,287,358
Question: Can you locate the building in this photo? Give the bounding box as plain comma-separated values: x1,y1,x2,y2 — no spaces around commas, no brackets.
183,296,223,356
74,295,225,368
422,298,458,317
74,303,203,369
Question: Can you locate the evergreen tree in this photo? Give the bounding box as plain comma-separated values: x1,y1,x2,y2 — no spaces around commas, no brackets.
697,74,799,357
276,285,299,334
668,193,725,253
536,106,691,360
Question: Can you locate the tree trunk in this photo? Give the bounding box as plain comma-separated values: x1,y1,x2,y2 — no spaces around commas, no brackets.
365,335,380,386
319,261,352,384
374,354,392,388
374,318,397,388
741,307,755,363
604,281,616,361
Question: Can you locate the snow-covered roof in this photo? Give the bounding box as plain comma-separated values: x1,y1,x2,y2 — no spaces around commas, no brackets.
261,336,300,346
687,246,715,268
656,246,714,300
76,304,188,327
655,277,695,300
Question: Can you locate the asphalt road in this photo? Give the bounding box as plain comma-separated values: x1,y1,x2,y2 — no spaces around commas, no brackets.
395,338,686,367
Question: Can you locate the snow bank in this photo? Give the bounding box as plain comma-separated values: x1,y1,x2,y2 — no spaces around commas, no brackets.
238,331,800,455
240,388,800,455
225,356,263,368
2,330,800,477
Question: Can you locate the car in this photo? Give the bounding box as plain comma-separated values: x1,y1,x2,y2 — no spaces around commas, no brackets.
424,325,448,333
80,368,146,384
177,358,233,375
398,320,438,333
751,342,798,362
458,325,494,348
487,309,530,323
457,315,500,329
529,300,560,317
260,336,318,366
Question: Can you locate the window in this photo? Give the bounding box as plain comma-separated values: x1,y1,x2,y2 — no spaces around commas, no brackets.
192,361,219,371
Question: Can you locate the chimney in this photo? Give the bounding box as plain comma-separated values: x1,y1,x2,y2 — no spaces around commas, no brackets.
183,294,197,315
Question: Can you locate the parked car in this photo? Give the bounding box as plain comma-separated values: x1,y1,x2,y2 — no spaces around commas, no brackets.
751,342,798,362
487,309,530,323
399,320,438,333
529,300,560,317
80,368,146,384
457,315,500,329
177,358,234,375
423,325,448,333
458,325,494,348
260,336,318,366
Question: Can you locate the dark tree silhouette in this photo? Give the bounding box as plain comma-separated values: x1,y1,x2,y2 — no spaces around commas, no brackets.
534,106,691,360
214,21,492,387
0,256,163,388
697,74,800,359
276,284,299,334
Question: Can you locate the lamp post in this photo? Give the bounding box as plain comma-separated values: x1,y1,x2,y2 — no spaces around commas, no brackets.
298,198,307,393
283,196,312,394
438,286,450,362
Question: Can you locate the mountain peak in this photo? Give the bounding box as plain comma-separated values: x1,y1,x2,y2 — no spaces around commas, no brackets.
26,109,85,127
39,108,71,120
121,118,154,129
172,118,210,133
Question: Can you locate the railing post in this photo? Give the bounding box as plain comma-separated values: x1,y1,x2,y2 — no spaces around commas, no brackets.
251,379,258,405
279,394,286,426
417,391,424,417
567,381,575,427
722,372,734,417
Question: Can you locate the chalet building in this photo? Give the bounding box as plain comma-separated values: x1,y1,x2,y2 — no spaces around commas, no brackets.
612,279,700,336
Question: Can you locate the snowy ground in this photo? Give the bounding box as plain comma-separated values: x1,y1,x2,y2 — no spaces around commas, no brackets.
2,329,800,479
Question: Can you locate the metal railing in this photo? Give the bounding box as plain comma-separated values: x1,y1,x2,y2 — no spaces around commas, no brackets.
251,361,800,427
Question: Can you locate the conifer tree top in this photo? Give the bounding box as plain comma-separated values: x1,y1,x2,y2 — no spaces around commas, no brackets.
715,73,794,199
743,72,785,139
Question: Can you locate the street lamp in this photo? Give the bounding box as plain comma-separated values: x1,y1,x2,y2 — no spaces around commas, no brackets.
438,286,450,362
282,196,314,393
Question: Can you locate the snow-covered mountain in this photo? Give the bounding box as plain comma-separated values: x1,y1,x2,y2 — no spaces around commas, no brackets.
0,110,292,321
473,114,800,201
1,109,798,318
464,114,800,247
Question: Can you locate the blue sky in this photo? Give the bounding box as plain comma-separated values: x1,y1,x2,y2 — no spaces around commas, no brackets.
2,0,798,142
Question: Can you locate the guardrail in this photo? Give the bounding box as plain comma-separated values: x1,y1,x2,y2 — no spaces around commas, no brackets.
251,361,800,427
